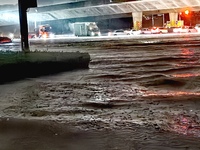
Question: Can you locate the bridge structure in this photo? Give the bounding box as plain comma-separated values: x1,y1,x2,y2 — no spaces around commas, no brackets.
0,0,200,31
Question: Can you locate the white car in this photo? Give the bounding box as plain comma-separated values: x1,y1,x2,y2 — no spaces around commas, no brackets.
158,27,168,34
151,27,160,34
126,29,141,35
173,26,197,33
141,28,152,34
188,26,197,33
195,24,200,32
112,29,127,36
173,27,182,33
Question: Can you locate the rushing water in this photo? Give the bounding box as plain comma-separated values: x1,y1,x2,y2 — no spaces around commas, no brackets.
1,36,200,149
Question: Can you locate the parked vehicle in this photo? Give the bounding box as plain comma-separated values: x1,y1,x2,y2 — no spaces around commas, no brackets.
126,29,141,35
158,27,168,34
112,29,127,36
188,26,197,33
173,26,197,33
141,28,152,34
195,24,200,32
180,26,191,33
0,36,12,44
172,27,182,33
151,27,160,34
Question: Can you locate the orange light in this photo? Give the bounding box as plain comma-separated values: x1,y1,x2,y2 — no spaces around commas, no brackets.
185,9,189,15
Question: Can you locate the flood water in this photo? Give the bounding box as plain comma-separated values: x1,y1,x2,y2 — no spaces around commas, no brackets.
1,35,200,149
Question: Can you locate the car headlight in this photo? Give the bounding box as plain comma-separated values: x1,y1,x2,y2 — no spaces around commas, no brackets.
49,33,55,38
91,32,95,36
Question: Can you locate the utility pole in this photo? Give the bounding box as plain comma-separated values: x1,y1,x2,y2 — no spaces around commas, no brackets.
152,14,154,27
18,0,37,52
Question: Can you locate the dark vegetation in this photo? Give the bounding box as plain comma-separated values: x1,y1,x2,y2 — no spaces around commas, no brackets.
0,51,91,84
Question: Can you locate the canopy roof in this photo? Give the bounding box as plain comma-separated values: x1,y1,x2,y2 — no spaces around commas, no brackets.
0,0,200,26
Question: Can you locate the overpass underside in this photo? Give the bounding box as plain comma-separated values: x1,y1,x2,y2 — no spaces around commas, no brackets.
28,0,200,21
0,0,200,26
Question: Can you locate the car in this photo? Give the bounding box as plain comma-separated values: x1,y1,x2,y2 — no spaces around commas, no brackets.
151,27,160,34
0,36,12,44
195,24,200,32
188,26,197,33
158,27,168,34
112,29,127,36
172,27,182,33
179,26,190,33
173,26,197,33
126,29,141,35
141,28,152,34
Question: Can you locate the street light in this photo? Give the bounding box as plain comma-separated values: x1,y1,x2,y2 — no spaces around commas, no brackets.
185,9,189,15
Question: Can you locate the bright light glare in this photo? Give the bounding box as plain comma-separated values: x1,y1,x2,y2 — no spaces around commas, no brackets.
8,33,14,39
1,13,19,23
172,73,200,78
141,90,200,97
49,33,55,38
27,13,40,22
91,32,95,36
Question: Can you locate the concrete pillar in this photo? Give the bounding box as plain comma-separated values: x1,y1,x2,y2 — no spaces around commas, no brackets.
132,12,142,30
169,12,178,27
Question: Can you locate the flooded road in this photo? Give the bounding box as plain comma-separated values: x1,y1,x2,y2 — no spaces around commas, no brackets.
1,35,200,149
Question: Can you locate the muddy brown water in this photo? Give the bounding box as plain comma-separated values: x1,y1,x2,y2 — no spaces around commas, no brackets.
0,118,199,150
1,36,200,149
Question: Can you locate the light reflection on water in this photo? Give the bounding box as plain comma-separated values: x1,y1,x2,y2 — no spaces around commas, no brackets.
87,43,200,138
166,113,200,137
181,48,195,56
35,41,200,138
172,73,200,78
141,90,200,97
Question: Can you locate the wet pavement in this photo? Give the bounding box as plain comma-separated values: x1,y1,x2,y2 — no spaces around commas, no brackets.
0,34,200,149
